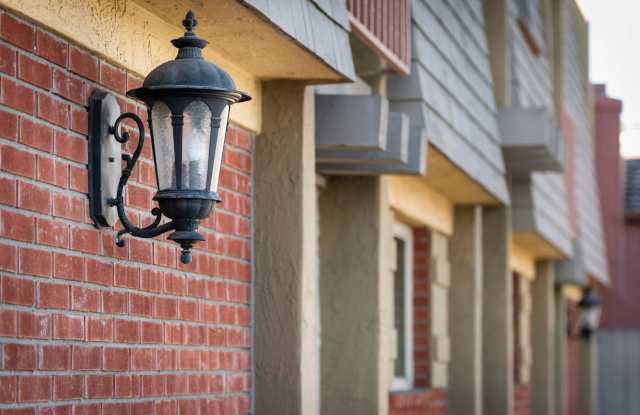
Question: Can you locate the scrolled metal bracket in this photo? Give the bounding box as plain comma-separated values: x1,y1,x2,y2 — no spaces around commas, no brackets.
88,92,176,254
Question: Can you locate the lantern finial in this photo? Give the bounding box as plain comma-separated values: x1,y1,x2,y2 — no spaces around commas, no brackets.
172,10,208,58
182,10,197,33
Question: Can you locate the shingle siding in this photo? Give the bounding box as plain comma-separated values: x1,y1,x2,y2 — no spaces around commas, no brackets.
389,0,508,204
509,0,572,256
242,0,355,79
562,4,609,283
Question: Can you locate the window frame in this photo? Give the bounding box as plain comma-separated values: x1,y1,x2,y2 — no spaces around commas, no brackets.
391,222,415,391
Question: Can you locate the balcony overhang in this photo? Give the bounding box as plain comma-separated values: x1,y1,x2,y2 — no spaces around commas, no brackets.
315,94,426,176
498,107,565,175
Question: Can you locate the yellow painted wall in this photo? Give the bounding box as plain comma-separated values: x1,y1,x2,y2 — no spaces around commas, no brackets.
1,0,271,132
511,242,536,280
388,176,453,236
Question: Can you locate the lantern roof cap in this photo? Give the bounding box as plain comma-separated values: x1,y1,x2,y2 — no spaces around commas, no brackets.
127,11,250,103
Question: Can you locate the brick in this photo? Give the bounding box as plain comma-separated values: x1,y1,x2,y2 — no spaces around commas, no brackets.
100,62,126,94
86,258,113,286
38,93,68,127
53,192,84,222
53,69,83,104
1,14,34,51
1,276,35,306
0,309,17,336
0,110,17,144
207,328,225,347
130,238,152,264
87,317,113,342
1,144,36,179
185,325,204,345
37,217,69,248
126,184,151,210
36,30,68,66
70,227,100,255
131,348,155,370
179,299,198,321
114,319,139,343
70,106,88,135
165,273,186,295
69,46,98,81
72,346,101,370
86,375,113,398
208,375,224,394
19,116,52,151
0,243,17,271
40,405,72,415
130,293,153,317
0,43,16,75
103,347,129,371
154,297,177,320
102,290,127,314
1,77,35,114
72,404,101,415
102,403,130,415
53,252,84,281
38,282,69,309
18,54,51,89
18,311,50,339
114,375,135,398
18,376,51,402
141,321,163,344
0,177,16,206
69,164,87,192
53,376,83,400
164,323,184,345
141,375,164,397
19,247,52,277
18,181,51,214
0,376,17,402
155,349,176,371
40,345,70,370
153,243,176,268
178,349,199,370
53,130,87,163
1,408,37,415
3,343,36,370
115,264,138,288
71,286,100,312
140,268,163,293
37,156,69,188
52,313,84,340
165,374,187,395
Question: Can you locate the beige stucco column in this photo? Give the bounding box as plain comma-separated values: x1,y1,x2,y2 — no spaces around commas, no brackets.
554,287,568,415
254,81,319,415
449,206,483,415
532,261,556,415
482,206,513,415
318,176,393,415
578,336,598,415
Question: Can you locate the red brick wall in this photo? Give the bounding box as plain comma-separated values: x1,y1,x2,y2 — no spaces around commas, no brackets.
0,9,253,415
388,228,448,415
566,301,581,415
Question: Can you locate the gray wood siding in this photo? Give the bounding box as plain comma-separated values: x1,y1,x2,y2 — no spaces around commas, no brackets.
562,4,608,283
509,0,572,256
388,0,508,203
598,330,640,414
242,0,355,79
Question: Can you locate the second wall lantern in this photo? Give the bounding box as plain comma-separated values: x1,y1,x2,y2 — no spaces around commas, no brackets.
88,11,251,264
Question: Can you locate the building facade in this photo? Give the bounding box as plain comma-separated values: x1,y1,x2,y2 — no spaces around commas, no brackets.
0,1,610,415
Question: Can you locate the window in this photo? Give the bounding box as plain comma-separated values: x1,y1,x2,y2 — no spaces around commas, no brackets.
392,222,414,390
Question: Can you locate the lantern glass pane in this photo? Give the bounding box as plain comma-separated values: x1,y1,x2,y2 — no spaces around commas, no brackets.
209,105,230,193
182,101,212,190
151,101,176,190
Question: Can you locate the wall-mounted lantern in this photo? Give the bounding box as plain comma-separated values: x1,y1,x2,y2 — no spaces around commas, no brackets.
578,287,602,340
88,11,250,264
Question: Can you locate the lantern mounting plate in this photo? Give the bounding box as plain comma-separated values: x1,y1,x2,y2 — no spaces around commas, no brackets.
88,91,121,228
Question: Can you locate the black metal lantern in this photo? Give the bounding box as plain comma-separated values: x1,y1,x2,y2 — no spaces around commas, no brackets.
578,287,602,340
88,11,250,264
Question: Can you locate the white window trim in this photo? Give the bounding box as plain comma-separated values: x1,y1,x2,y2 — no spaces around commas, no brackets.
391,222,414,391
